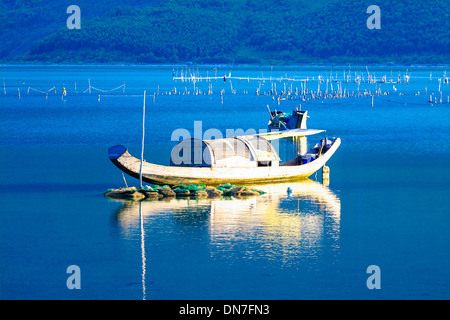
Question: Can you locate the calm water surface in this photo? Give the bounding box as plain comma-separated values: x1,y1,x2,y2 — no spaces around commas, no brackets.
0,64,449,299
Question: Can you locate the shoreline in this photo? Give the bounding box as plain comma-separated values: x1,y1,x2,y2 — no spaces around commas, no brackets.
2,63,450,69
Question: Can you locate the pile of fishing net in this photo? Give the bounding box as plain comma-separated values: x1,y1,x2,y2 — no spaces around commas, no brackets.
104,183,265,201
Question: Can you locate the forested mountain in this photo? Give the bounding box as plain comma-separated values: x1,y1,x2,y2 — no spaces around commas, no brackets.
1,0,449,64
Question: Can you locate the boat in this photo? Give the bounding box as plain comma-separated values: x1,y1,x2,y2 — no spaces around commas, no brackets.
108,129,340,186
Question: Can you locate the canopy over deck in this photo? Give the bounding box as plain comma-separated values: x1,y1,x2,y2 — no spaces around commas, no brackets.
170,136,280,168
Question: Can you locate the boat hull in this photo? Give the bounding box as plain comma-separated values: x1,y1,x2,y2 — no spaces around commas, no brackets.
108,138,340,186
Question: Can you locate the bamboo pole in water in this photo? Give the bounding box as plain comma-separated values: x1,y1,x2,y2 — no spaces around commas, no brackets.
140,90,146,189
322,165,330,186
122,172,129,188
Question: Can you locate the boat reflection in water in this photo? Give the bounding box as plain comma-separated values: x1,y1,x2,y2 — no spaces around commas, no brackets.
110,179,340,298
112,179,340,257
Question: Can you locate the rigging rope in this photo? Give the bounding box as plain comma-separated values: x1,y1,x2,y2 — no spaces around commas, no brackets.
28,86,56,94
89,83,125,93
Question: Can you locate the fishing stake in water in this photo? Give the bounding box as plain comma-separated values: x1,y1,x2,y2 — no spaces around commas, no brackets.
140,90,146,189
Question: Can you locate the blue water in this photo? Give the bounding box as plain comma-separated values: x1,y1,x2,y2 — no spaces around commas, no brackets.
0,64,449,299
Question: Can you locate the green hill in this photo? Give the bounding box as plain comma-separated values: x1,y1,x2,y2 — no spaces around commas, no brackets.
1,0,449,64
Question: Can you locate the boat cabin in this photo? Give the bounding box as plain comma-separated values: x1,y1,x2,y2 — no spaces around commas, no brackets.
268,109,308,131
170,136,280,168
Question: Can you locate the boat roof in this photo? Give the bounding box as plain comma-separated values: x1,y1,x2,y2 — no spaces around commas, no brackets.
256,128,325,140
171,135,280,167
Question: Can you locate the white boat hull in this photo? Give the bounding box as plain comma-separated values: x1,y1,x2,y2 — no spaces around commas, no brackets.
109,138,340,186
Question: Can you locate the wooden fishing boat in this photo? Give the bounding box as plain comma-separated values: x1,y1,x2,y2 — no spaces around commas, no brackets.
108,130,340,186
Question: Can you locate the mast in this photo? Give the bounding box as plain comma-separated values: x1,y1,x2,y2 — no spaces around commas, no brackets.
140,90,146,188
